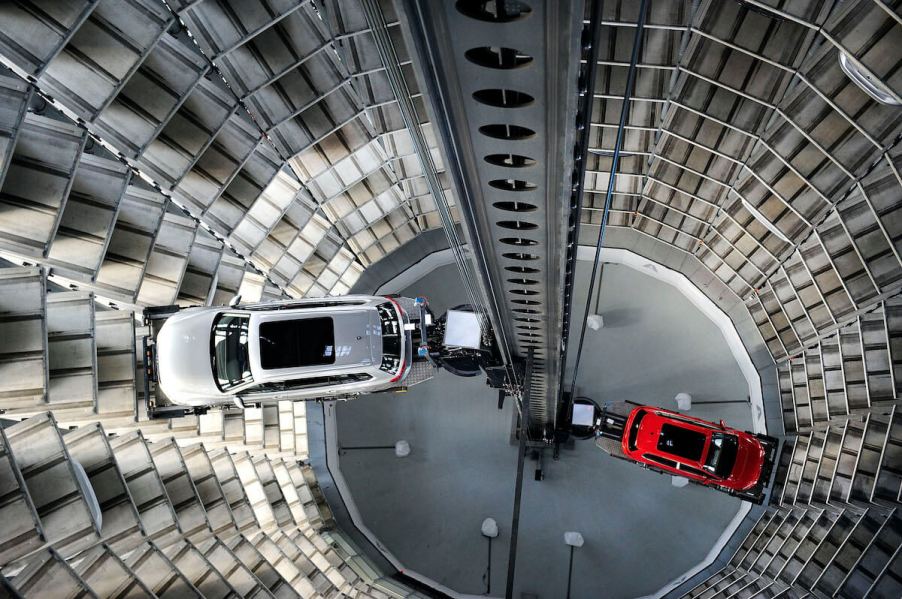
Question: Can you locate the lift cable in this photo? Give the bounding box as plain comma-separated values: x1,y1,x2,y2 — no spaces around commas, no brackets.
566,0,649,400
358,0,489,324
504,348,532,599
382,0,539,398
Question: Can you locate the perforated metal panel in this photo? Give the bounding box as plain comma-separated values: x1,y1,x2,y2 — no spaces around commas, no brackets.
395,0,584,437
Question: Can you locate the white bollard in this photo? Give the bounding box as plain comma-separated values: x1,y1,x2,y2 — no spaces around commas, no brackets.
675,392,692,411
564,531,585,547
481,517,499,538
394,440,411,457
586,314,604,330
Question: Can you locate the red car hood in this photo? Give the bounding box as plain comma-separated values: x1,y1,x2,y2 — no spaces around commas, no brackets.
728,434,765,490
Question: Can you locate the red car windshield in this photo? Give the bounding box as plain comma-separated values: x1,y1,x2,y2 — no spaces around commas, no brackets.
704,432,739,478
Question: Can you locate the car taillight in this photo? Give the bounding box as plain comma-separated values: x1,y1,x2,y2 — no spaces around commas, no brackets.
390,357,406,383
378,301,403,377
380,353,401,373
383,296,406,318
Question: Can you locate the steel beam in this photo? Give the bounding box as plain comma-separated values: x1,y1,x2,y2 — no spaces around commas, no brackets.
395,0,585,437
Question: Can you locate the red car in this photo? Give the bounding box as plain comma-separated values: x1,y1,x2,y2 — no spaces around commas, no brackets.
621,406,773,495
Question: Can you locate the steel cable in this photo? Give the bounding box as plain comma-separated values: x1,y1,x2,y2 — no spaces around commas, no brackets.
567,0,649,399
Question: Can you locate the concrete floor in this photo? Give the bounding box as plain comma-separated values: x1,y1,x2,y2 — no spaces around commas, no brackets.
336,259,753,598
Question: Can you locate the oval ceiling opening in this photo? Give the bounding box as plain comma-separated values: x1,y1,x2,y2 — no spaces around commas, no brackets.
489,179,537,192
473,88,534,108
479,124,535,140
464,46,533,69
503,252,539,261
484,153,537,168
493,200,537,212
505,265,540,274
456,0,532,22
497,220,538,231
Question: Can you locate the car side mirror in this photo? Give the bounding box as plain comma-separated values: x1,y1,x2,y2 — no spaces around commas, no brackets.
228,294,242,307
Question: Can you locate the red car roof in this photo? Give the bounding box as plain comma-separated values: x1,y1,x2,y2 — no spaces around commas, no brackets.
629,408,715,467
621,406,765,491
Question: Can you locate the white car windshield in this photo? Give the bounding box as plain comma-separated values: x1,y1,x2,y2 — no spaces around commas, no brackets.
212,314,253,390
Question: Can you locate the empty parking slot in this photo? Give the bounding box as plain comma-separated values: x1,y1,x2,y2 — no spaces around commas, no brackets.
850,411,893,503
4,412,100,557
108,430,181,547
94,182,169,301
136,207,198,306
47,148,131,278
63,422,143,553
0,111,86,256
0,267,47,410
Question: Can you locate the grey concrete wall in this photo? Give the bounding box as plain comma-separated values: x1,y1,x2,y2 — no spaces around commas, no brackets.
350,228,457,296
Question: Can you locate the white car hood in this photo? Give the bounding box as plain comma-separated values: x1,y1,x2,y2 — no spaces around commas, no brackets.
156,309,223,401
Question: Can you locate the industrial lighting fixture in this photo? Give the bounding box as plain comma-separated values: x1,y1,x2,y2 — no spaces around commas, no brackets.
571,403,596,427
569,396,602,441
674,392,692,411
564,531,584,599
394,440,411,457
586,314,604,331
444,309,483,349
839,52,900,106
481,518,499,594
672,475,690,488
735,194,792,244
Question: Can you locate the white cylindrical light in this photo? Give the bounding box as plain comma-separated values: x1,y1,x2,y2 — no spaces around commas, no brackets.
586,314,604,330
481,517,499,538
564,531,584,548
675,392,692,410
394,440,411,457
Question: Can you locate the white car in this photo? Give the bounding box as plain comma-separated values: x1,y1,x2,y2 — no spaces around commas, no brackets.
153,295,416,407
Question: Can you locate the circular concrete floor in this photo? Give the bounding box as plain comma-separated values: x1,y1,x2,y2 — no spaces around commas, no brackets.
334,257,755,598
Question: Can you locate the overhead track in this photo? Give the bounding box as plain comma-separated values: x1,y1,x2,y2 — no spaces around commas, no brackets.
557,0,605,414
395,0,585,436
357,0,487,327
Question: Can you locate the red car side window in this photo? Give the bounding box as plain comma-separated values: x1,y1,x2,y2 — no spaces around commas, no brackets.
680,464,708,478
643,453,677,469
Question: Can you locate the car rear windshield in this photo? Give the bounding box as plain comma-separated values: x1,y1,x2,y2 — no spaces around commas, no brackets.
627,409,647,451
212,314,253,390
704,432,739,478
657,423,707,461
259,318,336,370
377,302,402,374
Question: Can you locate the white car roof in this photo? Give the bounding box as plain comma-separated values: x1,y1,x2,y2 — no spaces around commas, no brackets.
246,304,383,383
